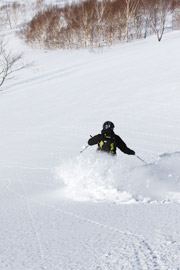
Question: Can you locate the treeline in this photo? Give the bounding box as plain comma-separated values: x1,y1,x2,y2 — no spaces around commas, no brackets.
0,0,45,30
20,0,180,49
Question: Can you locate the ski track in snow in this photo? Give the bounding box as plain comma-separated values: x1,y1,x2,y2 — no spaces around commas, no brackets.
1,154,180,269
17,177,47,269
4,178,48,270
1,63,86,95
4,177,162,270
2,162,180,269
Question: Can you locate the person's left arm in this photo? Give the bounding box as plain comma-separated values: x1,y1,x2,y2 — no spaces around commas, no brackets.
115,135,135,155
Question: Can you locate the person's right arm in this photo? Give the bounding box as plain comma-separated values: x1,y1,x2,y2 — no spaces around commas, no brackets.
88,134,101,146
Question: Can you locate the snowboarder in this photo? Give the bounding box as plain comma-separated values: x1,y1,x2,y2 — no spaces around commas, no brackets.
88,121,135,156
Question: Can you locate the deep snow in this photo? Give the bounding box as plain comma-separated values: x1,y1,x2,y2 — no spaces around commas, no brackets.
57,151,180,203
0,30,180,269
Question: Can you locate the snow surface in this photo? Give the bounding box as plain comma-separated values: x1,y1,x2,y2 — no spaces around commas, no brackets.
0,30,180,269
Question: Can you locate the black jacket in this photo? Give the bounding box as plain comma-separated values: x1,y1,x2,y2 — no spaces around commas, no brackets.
88,129,135,155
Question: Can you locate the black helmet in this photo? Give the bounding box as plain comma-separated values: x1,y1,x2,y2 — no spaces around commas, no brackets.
103,121,115,131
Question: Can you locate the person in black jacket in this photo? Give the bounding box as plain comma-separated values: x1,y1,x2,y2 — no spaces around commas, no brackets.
88,121,135,156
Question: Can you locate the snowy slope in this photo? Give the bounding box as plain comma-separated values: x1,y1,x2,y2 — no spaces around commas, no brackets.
0,30,180,269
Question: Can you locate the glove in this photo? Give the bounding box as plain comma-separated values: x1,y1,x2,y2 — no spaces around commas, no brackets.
129,150,135,155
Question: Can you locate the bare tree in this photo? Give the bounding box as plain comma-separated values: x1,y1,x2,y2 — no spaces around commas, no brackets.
0,5,12,29
0,40,32,88
172,0,180,29
121,0,140,42
174,8,180,28
0,3,25,30
149,0,171,41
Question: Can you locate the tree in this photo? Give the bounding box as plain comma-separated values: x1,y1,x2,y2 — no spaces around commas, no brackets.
0,40,32,88
121,0,140,42
149,0,171,41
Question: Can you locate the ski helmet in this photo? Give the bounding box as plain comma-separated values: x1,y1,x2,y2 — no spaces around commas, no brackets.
103,121,115,131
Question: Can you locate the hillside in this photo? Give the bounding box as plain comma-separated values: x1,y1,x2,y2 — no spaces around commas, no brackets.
0,11,180,270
